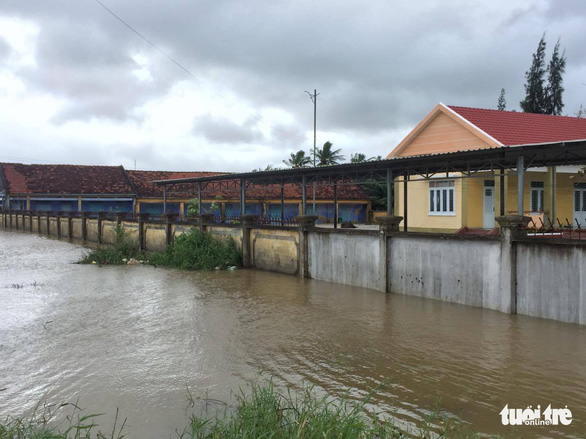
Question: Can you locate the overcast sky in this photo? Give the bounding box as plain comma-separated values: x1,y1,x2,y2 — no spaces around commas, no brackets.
0,0,585,172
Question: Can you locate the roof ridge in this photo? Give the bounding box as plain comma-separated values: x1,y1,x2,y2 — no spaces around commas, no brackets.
448,105,586,120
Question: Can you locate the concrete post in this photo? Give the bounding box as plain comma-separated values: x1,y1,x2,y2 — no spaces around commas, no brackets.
375,216,404,292
138,213,150,252
37,212,41,234
15,211,19,230
97,211,107,244
197,213,214,232
294,215,318,278
115,212,127,228
56,211,64,238
241,214,258,268
496,215,530,314
81,212,90,242
46,212,51,235
165,213,179,245
67,212,75,239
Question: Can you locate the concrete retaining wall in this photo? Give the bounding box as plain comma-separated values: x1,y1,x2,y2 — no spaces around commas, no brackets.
251,228,299,275
308,230,383,290
3,211,586,325
389,235,507,312
516,242,586,324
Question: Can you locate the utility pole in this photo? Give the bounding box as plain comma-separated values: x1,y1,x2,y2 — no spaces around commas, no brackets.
305,89,319,214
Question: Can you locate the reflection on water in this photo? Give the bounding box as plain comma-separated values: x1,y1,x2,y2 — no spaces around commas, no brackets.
1,230,585,438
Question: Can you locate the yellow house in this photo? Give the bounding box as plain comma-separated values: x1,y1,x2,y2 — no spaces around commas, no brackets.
388,103,586,233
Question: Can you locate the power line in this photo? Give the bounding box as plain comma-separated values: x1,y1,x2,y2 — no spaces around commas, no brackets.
90,0,307,142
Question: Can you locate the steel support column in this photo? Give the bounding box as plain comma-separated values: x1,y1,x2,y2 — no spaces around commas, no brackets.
517,156,525,216
551,165,557,223
197,182,202,215
403,173,409,232
333,183,338,229
386,168,393,215
301,175,307,215
500,172,505,216
163,184,167,214
280,181,285,226
240,178,246,215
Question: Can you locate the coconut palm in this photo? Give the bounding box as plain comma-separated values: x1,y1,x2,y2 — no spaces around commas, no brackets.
316,141,344,166
283,150,311,168
351,153,368,163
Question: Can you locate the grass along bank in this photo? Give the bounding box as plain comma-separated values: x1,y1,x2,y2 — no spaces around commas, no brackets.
80,227,241,270
1,382,486,439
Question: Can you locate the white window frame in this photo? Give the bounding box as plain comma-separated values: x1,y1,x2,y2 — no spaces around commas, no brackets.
428,180,455,216
530,181,544,213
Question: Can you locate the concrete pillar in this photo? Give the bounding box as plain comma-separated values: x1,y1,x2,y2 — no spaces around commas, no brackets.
29,211,33,233
115,212,127,228
97,211,107,244
295,214,318,278
375,215,404,293
67,212,75,239
81,212,90,242
241,214,258,268
165,213,178,245
138,213,150,252
46,212,51,235
56,211,64,238
15,211,19,230
37,212,41,234
496,215,530,314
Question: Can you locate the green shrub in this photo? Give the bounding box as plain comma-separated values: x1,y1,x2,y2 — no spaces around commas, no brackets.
149,229,241,270
80,226,141,265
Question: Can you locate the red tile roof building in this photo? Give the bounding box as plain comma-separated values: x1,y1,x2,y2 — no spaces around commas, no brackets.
447,106,586,146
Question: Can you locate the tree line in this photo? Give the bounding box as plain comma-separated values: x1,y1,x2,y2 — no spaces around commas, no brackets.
498,33,582,117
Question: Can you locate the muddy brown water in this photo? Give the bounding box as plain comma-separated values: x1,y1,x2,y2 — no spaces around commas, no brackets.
1,230,585,438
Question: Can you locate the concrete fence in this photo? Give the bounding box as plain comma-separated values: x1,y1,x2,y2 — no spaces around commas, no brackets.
2,210,586,325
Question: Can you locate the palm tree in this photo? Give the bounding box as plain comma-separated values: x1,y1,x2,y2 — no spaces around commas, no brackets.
283,150,311,168
351,153,368,163
316,141,344,166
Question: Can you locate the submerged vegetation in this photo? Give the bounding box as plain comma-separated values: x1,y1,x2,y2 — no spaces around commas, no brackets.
0,382,485,439
150,229,241,270
80,226,241,271
80,226,143,265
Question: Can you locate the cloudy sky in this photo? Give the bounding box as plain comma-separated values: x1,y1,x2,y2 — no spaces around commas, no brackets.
0,0,585,172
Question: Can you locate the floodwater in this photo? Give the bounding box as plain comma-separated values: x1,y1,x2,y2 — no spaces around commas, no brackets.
1,230,586,438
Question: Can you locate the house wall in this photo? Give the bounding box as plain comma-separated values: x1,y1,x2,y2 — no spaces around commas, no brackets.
396,177,463,232
392,112,492,157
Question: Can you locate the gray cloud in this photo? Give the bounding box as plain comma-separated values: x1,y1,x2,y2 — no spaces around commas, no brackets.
193,114,264,144
0,0,585,170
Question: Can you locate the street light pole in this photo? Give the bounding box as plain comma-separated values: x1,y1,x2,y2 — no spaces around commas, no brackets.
305,89,319,215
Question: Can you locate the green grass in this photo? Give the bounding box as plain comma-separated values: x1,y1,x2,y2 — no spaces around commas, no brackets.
80,227,241,270
180,382,484,439
0,402,126,439
149,229,242,270
80,226,142,265
0,383,488,439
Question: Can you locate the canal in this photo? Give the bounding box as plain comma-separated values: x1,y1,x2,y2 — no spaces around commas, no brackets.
1,230,585,438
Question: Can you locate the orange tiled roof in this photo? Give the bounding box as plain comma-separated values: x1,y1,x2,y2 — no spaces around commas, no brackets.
0,163,135,195
448,106,586,146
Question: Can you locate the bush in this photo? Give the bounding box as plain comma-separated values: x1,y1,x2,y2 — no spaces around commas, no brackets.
149,229,241,270
80,226,141,265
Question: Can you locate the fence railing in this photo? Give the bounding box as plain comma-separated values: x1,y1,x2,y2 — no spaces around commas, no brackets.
1,210,299,227
524,217,586,240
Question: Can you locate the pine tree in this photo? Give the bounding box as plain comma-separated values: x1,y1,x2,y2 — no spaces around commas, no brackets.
545,39,566,115
497,88,506,111
520,35,547,114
